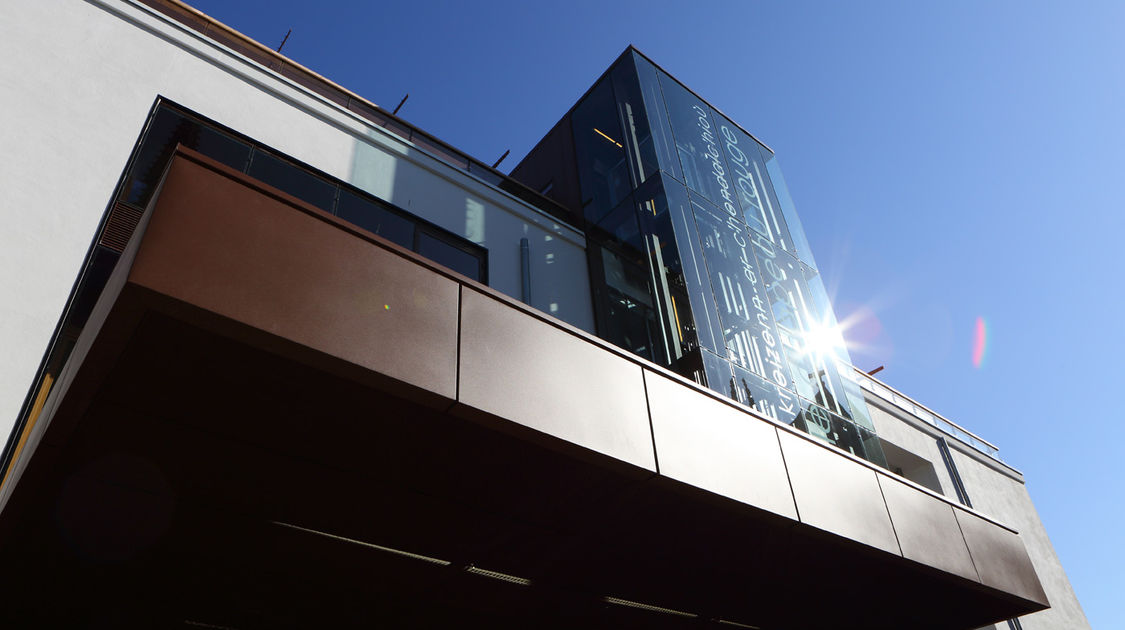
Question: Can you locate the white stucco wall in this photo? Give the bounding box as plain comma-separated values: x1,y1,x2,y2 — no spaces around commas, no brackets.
0,0,594,437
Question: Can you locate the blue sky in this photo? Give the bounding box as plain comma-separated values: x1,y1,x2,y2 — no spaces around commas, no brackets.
187,0,1123,625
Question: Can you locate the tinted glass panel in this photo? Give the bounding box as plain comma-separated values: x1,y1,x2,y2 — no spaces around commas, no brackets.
598,245,664,362
691,195,792,391
631,52,681,182
611,55,663,187
247,150,337,212
859,425,888,468
590,193,644,253
732,362,799,425
701,348,734,397
123,108,250,207
634,178,703,361
712,117,796,256
571,79,632,224
660,181,724,356
761,147,817,269
601,245,653,309
658,73,739,216
336,190,414,249
793,400,869,458
416,231,482,281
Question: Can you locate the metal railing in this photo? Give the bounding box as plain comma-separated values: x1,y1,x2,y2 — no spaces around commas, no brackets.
853,368,1003,461
135,0,577,226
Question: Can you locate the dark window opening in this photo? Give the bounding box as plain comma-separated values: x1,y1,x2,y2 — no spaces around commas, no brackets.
246,150,337,212
113,100,486,283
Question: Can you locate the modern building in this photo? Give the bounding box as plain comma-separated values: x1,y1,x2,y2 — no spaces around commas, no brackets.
0,1,1089,628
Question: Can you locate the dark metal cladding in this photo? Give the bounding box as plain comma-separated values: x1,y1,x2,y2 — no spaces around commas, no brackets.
878,472,980,581
456,287,656,474
128,149,462,403
956,507,1051,607
644,369,796,520
778,429,901,555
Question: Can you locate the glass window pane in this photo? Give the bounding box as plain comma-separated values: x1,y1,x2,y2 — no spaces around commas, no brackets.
247,150,337,212
860,425,889,468
761,147,817,269
611,53,672,187
598,245,663,362
571,79,632,224
700,348,734,398
732,362,799,425
799,264,877,431
657,180,724,356
835,360,875,432
657,73,739,216
793,400,877,462
336,190,414,249
690,194,792,392
711,117,796,257
751,240,852,417
416,231,482,281
590,193,643,253
634,178,700,361
600,246,653,309
631,52,681,182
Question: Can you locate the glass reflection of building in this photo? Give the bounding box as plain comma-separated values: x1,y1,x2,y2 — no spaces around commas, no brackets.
513,48,888,467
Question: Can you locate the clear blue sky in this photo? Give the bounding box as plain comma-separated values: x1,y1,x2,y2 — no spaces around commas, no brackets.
187,0,1122,625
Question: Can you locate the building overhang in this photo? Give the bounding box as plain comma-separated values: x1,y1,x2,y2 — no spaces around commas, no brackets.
0,148,1048,628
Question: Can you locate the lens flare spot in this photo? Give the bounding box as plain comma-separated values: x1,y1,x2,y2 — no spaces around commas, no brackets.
972,316,988,368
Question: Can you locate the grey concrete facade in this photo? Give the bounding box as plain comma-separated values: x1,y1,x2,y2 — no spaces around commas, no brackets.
862,370,1090,630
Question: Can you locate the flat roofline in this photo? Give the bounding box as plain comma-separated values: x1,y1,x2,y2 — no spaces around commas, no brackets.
511,45,777,177
624,45,775,155
855,367,999,450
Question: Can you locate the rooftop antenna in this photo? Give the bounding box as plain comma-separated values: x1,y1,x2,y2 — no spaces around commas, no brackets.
491,149,510,169
392,93,409,116
275,28,292,53
867,365,885,376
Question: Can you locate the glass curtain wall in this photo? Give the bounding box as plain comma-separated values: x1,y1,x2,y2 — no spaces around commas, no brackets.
572,50,886,466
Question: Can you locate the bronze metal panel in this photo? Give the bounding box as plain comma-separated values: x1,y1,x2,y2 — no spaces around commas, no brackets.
457,288,656,472
0,257,1051,629
644,370,797,520
778,430,901,555
878,473,979,581
0,149,1051,627
956,507,1050,606
126,153,460,401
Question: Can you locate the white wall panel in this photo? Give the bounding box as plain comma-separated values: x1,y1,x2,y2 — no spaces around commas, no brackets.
0,0,593,439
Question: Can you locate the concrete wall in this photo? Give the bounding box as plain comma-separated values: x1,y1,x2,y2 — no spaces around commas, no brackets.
867,389,1090,630
0,0,594,438
951,449,1091,630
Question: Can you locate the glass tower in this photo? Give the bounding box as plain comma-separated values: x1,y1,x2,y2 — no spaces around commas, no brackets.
514,49,887,467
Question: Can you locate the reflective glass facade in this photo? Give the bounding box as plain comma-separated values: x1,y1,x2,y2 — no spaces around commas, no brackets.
558,50,886,466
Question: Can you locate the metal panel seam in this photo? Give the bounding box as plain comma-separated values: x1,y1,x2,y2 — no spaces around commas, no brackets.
640,370,660,475
952,506,984,584
455,284,463,407
774,428,800,523
874,473,905,557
